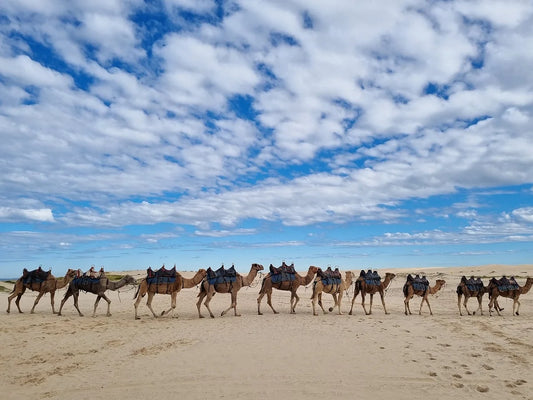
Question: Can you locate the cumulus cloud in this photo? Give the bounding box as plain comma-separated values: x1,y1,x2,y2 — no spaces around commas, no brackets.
1,0,533,269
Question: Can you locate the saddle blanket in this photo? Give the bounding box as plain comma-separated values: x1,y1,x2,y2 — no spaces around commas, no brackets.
412,282,428,292
322,277,341,286
22,268,51,285
466,284,483,292
147,276,176,284
271,272,296,284
365,278,381,286
498,284,520,291
207,265,237,285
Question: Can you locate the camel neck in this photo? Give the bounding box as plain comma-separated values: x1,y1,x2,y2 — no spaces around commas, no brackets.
242,268,259,286
183,271,205,288
302,268,316,285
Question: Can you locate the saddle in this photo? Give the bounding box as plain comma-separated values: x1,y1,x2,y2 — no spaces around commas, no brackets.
22,267,51,285
407,274,429,292
360,269,381,286
491,277,519,292
317,267,341,285
206,265,237,285
72,276,102,293
270,262,296,284
461,276,484,292
146,265,177,284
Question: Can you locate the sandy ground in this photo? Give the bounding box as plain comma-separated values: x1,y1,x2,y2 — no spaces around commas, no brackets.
1,264,532,400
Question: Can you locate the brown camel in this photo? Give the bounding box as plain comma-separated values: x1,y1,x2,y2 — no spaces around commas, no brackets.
58,274,136,317
456,276,489,316
403,278,446,315
196,263,264,318
311,270,354,315
487,277,533,316
349,272,396,315
7,268,77,314
133,268,207,319
257,265,318,315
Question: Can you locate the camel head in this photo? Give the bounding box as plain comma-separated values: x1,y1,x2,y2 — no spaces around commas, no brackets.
436,279,446,286
124,275,137,285
252,263,264,272
197,268,207,277
385,272,396,280
66,268,78,278
309,265,319,274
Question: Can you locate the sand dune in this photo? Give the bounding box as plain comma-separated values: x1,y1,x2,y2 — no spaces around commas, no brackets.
1,264,532,399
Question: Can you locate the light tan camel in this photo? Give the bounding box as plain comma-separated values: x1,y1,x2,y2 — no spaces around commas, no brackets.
311,271,354,316
349,272,396,315
196,263,264,318
403,278,446,315
488,277,533,316
456,277,489,316
257,265,318,315
58,275,136,317
133,268,207,319
7,268,77,314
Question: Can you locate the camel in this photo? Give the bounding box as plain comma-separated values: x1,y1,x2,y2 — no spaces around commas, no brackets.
349,272,396,315
58,274,136,317
133,268,207,319
196,263,264,318
403,278,446,315
311,270,354,316
7,268,77,314
487,277,533,316
257,265,318,314
456,276,489,316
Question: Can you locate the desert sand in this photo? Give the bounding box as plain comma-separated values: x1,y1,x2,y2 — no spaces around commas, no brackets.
1,264,532,400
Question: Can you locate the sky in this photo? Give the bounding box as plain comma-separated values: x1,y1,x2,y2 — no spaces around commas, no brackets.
1,0,533,277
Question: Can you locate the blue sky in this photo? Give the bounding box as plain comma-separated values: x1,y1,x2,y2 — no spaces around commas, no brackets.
1,0,533,277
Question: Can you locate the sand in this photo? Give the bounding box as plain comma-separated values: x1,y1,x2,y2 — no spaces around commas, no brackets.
0,264,532,400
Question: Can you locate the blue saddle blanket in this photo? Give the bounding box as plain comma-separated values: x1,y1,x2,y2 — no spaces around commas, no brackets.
147,276,176,284
412,282,428,292
73,276,100,285
271,272,296,284
365,278,381,286
498,284,519,291
322,277,341,286
206,265,237,285
466,283,483,292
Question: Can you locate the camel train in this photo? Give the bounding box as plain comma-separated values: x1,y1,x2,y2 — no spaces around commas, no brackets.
5,265,532,318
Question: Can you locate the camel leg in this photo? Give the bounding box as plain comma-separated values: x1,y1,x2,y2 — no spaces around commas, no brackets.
457,293,463,316
72,292,84,317
368,293,374,315
514,299,520,316
7,287,24,314
202,291,216,318
266,291,278,314
463,296,472,315
349,289,359,315
196,293,204,318
422,297,433,315
474,296,482,315
50,290,57,314
133,291,144,320
145,292,159,318
161,292,177,317
291,291,299,314
379,292,389,315
93,296,102,317
221,292,240,317
58,290,75,316
30,291,46,314
336,292,343,315
311,292,319,316
317,292,327,314
361,293,369,315
257,291,265,315
404,295,412,315
418,297,425,315
102,294,112,317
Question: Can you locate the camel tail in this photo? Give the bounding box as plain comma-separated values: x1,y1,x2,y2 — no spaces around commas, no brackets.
197,281,206,297
402,283,409,297
310,281,317,299
456,286,463,295
133,285,140,299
